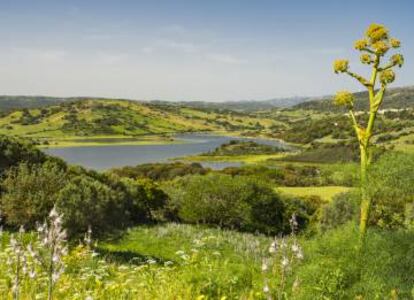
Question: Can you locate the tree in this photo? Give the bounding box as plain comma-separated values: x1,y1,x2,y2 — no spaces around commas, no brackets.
333,23,404,244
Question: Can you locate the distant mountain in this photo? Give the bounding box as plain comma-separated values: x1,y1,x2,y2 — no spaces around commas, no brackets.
294,86,414,112
0,95,310,114
152,97,311,112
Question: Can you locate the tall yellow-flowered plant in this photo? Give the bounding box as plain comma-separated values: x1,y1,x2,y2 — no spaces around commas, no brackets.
333,23,404,245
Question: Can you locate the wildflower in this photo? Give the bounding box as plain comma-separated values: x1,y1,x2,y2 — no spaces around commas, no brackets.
380,69,395,85
372,40,389,55
292,277,300,292
360,53,372,64
296,249,304,260
365,23,388,42
334,90,354,107
263,284,270,293
268,240,278,254
390,54,404,67
261,260,269,272
390,38,401,48
354,39,367,50
32,206,68,300
333,59,349,73
280,239,287,249
281,257,289,268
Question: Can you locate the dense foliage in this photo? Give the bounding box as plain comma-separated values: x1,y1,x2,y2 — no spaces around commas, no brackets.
202,140,286,156
0,135,167,237
110,162,208,181
162,173,316,234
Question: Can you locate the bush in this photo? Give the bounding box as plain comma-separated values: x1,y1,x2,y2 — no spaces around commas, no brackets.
0,161,68,227
163,174,313,234
368,152,414,229
0,142,168,238
319,191,359,231
56,175,127,237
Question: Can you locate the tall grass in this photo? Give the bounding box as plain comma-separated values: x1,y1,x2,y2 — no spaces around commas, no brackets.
0,223,413,299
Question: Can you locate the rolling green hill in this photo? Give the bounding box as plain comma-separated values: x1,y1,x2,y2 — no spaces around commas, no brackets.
295,86,414,111
0,98,280,146
0,95,72,113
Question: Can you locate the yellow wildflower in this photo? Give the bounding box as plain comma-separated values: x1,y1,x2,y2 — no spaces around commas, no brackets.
333,59,349,73
334,90,354,107
380,69,395,85
365,23,388,42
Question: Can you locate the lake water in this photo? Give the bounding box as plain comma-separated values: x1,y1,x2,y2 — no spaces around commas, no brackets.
44,133,290,170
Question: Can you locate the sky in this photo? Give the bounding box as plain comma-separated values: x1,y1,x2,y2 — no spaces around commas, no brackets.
0,0,413,102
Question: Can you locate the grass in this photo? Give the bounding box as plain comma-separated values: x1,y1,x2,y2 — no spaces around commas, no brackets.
277,186,352,201
1,223,412,299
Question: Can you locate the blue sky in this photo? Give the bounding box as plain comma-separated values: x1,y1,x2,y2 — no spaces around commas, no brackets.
0,0,412,101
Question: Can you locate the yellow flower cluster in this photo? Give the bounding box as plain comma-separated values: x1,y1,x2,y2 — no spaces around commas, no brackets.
354,39,368,50
365,23,388,43
333,59,349,73
380,69,395,85
372,41,390,55
360,54,372,64
334,90,354,107
391,54,404,67
390,38,401,48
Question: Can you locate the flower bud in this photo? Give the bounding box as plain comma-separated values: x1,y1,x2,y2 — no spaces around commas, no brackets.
380,69,395,85
334,90,354,107
372,41,389,55
390,38,401,48
360,54,372,64
391,54,404,67
333,59,349,73
354,39,368,50
365,23,388,43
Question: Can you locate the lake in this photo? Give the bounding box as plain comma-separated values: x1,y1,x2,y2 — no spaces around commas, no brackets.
44,133,290,170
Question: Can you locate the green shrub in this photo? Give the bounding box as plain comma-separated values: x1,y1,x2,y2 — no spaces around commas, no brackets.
368,152,414,229
319,191,359,231
163,174,313,234
0,137,168,238
0,161,68,227
56,175,127,237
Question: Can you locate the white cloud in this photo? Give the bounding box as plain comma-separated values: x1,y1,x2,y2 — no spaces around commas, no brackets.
95,52,127,64
83,33,113,41
154,39,199,53
9,47,67,62
206,53,247,65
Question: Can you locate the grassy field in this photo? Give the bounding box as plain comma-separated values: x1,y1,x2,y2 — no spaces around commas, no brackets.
2,223,412,299
277,186,352,201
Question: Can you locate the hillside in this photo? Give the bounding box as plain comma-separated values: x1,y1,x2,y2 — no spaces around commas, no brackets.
0,95,69,113
0,98,280,146
155,96,310,112
295,86,414,111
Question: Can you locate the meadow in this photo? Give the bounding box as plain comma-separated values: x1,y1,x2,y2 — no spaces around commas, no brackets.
0,82,413,299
